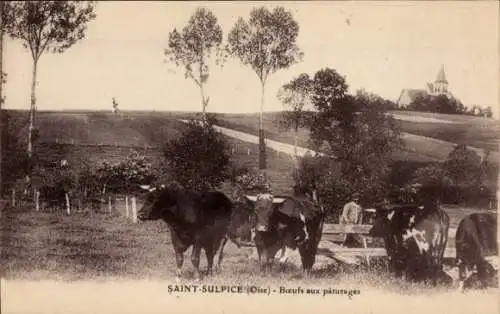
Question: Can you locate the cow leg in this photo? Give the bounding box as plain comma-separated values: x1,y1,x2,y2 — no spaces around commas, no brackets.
259,249,271,274
174,250,184,282
260,244,280,275
477,260,494,289
191,243,203,280
205,249,215,277
278,245,288,264
215,236,228,272
458,261,470,292
299,244,316,275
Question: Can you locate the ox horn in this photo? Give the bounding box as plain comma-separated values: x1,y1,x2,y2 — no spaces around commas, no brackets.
139,185,157,192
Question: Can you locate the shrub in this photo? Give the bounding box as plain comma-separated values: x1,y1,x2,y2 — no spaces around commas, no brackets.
96,152,157,195
163,117,231,192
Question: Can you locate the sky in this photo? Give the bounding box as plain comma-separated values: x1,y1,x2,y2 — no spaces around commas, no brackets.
4,1,499,118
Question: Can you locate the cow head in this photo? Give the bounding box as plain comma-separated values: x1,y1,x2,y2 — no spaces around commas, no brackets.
137,184,170,221
245,193,286,232
368,205,422,238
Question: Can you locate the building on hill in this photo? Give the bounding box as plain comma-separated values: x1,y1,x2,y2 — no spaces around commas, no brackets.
396,65,455,108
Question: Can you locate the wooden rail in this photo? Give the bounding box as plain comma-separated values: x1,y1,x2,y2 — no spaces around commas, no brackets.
322,224,457,238
318,224,458,262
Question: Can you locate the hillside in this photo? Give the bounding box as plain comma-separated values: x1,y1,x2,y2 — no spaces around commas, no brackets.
4,109,499,163
208,111,500,163
1,110,297,194
2,109,498,197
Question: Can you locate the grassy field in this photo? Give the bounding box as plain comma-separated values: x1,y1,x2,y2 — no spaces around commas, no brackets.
209,111,499,163
211,110,500,152
1,201,497,314
3,109,499,163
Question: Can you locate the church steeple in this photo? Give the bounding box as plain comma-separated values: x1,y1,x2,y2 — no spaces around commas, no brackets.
433,64,448,94
435,64,448,84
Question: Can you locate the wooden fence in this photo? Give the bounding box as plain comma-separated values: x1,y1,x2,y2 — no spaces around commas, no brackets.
9,188,139,223
318,224,457,264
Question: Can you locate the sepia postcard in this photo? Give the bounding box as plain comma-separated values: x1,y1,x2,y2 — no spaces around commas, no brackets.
0,1,498,313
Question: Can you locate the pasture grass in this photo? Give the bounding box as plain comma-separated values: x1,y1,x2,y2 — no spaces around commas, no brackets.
0,203,493,283
1,202,498,314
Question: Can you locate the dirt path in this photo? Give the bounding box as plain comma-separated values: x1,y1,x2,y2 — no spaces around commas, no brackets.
179,119,497,162
179,119,322,157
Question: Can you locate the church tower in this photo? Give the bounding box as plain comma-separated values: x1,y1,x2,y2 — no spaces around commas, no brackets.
433,64,448,95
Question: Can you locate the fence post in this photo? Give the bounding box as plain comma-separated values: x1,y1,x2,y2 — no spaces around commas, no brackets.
108,196,112,214
131,197,137,223
65,193,71,215
11,188,15,208
125,196,129,218
247,148,250,155
35,189,40,212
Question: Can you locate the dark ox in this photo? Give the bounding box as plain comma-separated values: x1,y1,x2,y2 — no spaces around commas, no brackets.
245,193,325,273
455,212,498,291
137,185,232,280
215,200,256,270
369,204,452,286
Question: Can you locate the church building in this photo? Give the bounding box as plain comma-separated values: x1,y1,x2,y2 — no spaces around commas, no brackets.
396,65,454,108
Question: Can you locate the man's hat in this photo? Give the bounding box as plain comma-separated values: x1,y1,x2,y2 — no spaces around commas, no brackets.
352,192,360,199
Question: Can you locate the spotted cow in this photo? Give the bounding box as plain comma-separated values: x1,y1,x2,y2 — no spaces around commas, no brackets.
369,203,452,285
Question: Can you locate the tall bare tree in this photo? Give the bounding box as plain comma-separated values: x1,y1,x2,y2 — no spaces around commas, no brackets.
5,1,96,184
164,7,225,123
227,6,303,169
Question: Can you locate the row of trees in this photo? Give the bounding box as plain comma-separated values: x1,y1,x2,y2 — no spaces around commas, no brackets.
165,6,303,170
404,94,494,117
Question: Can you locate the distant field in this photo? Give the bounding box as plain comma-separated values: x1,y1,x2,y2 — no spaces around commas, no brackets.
208,111,499,163
3,110,186,147
2,110,298,194
2,109,498,192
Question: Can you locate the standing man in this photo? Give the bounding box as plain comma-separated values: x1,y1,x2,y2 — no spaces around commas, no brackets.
339,192,363,247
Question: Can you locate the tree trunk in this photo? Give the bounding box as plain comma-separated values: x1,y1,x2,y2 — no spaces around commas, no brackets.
293,125,299,168
0,2,4,197
200,83,208,124
26,58,39,185
200,84,205,119
259,81,266,170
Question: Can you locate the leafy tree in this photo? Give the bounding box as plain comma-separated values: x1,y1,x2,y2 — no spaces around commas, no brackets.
443,144,482,187
407,94,466,114
411,162,450,187
355,89,397,111
304,68,403,209
5,1,96,183
227,6,303,169
277,73,312,167
164,7,224,122
163,117,230,192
